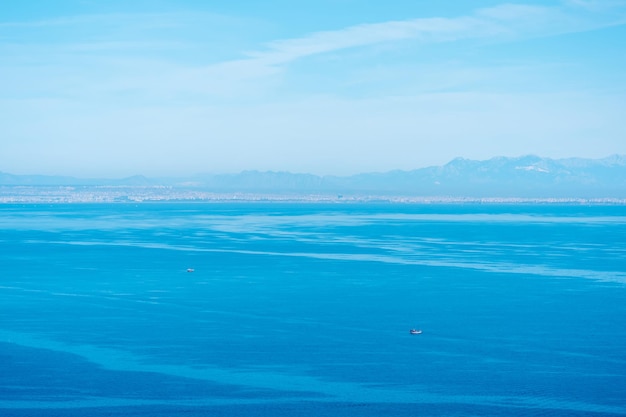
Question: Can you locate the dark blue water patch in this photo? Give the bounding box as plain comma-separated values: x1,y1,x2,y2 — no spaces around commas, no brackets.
0,342,322,403
2,402,625,417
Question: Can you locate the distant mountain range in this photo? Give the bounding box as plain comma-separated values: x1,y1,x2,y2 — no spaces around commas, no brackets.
2,155,626,198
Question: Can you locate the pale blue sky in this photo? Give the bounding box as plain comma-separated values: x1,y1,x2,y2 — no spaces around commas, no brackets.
1,0,625,177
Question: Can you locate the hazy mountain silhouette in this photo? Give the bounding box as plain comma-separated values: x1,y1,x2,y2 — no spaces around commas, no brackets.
2,155,625,198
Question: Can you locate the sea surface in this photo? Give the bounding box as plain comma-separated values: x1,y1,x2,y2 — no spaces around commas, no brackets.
1,202,625,416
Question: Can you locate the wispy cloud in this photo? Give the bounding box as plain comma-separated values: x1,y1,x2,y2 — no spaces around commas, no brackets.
148,0,624,102
564,0,626,10
3,1,624,98
243,1,626,67
246,16,493,65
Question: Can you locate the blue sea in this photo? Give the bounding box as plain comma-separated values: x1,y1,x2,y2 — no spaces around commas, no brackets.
1,203,626,416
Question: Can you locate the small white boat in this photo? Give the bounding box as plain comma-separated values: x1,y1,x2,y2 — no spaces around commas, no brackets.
187,268,195,273
409,329,422,335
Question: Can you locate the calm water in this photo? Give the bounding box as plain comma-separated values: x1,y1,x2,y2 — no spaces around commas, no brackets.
1,203,625,416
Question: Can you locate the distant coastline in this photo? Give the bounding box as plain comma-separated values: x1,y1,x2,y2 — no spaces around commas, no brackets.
1,185,625,204
2,155,625,202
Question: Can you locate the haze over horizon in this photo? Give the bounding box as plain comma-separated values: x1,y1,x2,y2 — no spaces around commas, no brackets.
1,153,625,180
2,1,625,178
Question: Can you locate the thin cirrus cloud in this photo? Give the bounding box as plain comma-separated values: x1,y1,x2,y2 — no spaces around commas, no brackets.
161,1,625,101
241,2,624,69
2,1,624,101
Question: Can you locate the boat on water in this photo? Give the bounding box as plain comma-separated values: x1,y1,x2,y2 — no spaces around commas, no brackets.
409,329,422,335
187,268,195,273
